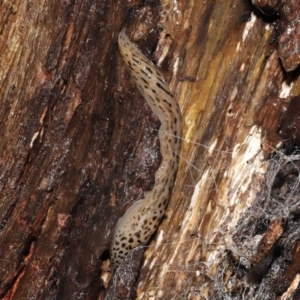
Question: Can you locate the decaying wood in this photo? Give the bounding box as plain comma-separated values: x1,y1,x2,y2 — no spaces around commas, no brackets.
1,0,300,299
0,1,161,299
135,1,300,299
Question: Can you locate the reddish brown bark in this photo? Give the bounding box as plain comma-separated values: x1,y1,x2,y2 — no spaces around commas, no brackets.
1,1,300,299
0,1,161,299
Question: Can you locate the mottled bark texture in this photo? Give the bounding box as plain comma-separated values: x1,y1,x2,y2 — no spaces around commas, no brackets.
0,1,161,299
1,1,300,300
253,0,300,71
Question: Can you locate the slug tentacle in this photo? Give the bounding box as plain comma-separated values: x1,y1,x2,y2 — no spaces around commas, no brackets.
111,28,182,267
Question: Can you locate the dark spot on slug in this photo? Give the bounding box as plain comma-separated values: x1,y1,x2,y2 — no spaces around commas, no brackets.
141,69,151,79
145,66,153,74
133,57,141,65
141,77,148,84
158,105,165,112
156,82,173,97
163,99,172,107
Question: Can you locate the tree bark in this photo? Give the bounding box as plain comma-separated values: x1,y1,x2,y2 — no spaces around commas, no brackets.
1,1,300,300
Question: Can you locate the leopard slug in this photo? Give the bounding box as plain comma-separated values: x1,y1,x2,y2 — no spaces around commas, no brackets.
111,28,182,267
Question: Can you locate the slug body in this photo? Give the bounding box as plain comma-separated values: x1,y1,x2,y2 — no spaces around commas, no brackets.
111,29,182,266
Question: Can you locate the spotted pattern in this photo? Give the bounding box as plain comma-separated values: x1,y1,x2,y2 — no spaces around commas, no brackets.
111,29,182,267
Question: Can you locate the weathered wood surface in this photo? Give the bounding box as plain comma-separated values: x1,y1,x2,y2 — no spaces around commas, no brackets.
135,1,300,299
0,1,161,298
1,0,300,299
